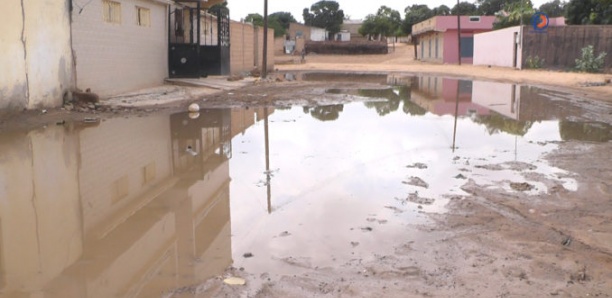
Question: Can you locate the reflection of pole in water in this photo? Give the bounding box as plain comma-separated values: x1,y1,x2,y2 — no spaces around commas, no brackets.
452,81,460,152
264,107,272,214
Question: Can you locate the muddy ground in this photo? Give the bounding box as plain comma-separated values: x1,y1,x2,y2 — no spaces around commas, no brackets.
1,44,611,297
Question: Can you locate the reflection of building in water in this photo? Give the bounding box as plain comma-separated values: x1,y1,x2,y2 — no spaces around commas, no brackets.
0,108,269,297
411,76,490,116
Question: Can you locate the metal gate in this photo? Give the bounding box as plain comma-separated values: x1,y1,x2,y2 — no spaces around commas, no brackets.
168,2,230,78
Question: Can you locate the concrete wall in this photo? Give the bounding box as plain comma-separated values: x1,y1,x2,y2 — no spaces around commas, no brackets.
71,0,168,97
418,32,444,63
474,26,522,69
0,0,74,110
472,80,520,119
228,22,273,74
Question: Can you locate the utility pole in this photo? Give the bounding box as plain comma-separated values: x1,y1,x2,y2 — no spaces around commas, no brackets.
262,0,268,78
456,0,461,66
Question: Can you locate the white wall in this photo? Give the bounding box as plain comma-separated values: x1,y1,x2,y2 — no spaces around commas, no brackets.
472,80,520,120
311,28,327,41
474,26,522,69
71,0,168,97
0,0,74,110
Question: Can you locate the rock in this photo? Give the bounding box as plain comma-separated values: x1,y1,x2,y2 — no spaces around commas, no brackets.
406,163,428,169
510,182,535,192
223,277,246,285
243,252,254,258
188,103,200,112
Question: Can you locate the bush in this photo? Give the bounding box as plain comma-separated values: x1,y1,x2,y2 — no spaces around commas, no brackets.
575,45,607,73
525,55,545,69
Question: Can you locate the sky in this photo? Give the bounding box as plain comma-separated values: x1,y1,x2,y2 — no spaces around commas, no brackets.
227,0,551,22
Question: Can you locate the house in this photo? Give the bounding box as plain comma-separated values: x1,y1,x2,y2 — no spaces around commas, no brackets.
342,19,365,41
278,23,328,54
412,16,496,64
334,30,351,41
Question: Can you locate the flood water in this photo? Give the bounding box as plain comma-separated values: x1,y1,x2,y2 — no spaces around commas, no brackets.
1,75,611,297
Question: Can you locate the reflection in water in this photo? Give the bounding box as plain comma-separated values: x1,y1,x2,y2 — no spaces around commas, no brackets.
1,75,610,297
303,105,345,122
0,108,270,297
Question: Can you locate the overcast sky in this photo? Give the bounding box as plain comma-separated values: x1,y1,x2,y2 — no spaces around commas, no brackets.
227,0,551,22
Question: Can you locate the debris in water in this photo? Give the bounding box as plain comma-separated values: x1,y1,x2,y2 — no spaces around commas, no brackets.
223,277,246,285
351,241,360,247
406,163,428,169
510,182,535,192
454,174,467,179
402,176,429,188
186,145,198,156
188,103,200,112
361,227,373,232
243,252,254,258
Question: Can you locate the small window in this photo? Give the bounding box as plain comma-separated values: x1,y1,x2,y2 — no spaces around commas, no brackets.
103,0,121,24
469,16,481,22
136,6,151,27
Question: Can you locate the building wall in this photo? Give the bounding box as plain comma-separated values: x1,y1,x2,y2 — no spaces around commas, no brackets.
418,32,444,63
442,30,489,64
252,27,275,72
71,0,168,97
230,21,256,74
472,80,520,119
288,23,312,41
0,0,73,110
474,26,522,69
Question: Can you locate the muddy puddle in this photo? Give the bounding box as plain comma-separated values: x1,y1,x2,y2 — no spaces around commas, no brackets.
1,75,611,297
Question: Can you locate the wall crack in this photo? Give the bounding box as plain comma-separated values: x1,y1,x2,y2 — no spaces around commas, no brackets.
20,0,30,106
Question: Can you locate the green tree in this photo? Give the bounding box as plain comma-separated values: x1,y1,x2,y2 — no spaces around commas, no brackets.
433,5,452,16
493,0,535,29
565,0,612,25
452,2,479,15
538,0,566,17
476,0,521,15
208,1,228,12
401,4,433,35
359,6,401,40
303,1,345,39
269,12,297,37
245,13,263,26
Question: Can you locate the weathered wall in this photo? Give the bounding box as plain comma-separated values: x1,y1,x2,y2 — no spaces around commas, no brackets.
474,26,522,69
228,22,274,75
522,25,612,71
0,0,73,110
71,0,168,97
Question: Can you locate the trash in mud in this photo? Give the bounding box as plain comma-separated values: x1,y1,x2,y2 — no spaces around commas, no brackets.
406,192,435,205
510,182,535,192
402,176,429,188
561,237,572,247
223,277,246,285
406,163,428,169
83,117,99,123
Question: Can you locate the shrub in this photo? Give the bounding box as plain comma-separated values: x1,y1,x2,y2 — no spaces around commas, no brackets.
525,55,545,69
305,41,388,55
575,45,607,73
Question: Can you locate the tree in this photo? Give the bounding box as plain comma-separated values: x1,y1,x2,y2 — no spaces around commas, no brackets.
452,2,479,15
493,0,535,29
565,0,612,25
208,0,228,12
432,5,452,16
538,0,565,17
359,6,401,40
303,1,345,39
245,13,264,26
476,0,521,15
401,4,433,35
269,12,297,37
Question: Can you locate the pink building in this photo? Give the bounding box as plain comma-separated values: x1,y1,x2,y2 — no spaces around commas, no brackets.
412,16,496,64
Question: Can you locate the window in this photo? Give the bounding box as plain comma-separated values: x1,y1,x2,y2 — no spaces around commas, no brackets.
136,6,151,27
103,0,121,24
469,16,481,22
